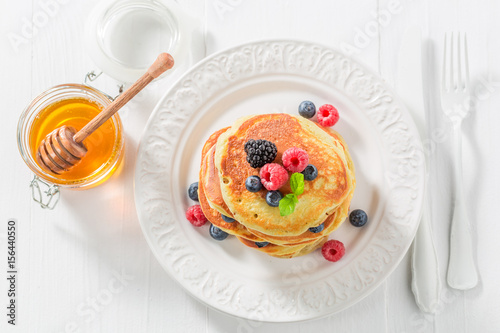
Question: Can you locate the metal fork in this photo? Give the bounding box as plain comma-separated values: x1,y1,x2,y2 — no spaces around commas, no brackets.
440,33,478,290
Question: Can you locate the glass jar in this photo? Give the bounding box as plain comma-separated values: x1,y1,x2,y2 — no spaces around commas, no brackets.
85,0,200,83
17,84,124,193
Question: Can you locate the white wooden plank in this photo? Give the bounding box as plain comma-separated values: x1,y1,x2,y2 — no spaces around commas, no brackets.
0,1,34,332
378,1,440,332
318,286,387,333
205,0,381,70
457,1,500,333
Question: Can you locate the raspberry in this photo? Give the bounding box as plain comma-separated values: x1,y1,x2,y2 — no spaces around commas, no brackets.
185,205,207,227
259,163,289,191
282,147,309,173
321,240,345,262
317,104,339,127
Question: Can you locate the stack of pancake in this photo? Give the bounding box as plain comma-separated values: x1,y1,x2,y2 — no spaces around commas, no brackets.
199,113,355,258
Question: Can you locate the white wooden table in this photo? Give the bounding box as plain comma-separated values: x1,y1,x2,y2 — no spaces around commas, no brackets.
1,1,500,332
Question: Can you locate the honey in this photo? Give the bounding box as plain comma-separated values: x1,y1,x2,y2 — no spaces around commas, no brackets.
28,97,122,184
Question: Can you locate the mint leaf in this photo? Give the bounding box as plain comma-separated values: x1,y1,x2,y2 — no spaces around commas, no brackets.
280,174,304,216
290,173,305,196
279,194,297,216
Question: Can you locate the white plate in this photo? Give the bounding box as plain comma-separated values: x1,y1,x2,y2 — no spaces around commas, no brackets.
134,40,424,322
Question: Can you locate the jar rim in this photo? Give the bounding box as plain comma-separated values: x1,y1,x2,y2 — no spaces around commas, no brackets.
17,83,124,189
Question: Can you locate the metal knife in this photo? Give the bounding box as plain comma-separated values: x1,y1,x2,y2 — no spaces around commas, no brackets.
397,27,441,313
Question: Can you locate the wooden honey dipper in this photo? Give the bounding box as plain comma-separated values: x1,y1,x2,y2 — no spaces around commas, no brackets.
37,53,174,175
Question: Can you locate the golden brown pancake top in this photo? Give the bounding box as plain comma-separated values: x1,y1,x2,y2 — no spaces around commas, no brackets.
215,114,353,236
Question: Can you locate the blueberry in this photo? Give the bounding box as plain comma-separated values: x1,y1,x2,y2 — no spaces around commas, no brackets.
209,224,228,241
349,209,368,227
221,214,235,223
308,223,324,233
188,182,199,201
301,164,318,181
255,241,269,248
245,175,262,192
266,190,283,207
298,101,316,119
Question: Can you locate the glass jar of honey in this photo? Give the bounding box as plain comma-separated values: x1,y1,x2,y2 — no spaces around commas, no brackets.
17,0,203,209
17,84,124,195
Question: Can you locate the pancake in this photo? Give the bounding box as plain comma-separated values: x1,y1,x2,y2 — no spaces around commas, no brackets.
201,127,230,157
282,236,329,258
198,181,264,241
200,163,328,257
237,235,328,258
201,145,233,216
199,128,327,246
248,189,352,246
197,114,356,259
198,128,331,255
215,113,354,237
199,127,258,239
208,122,355,246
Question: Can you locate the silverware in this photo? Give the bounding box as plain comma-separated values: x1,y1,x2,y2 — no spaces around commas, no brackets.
441,32,478,290
397,27,441,313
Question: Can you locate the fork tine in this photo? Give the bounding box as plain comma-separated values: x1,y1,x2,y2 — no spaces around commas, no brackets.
457,32,462,91
442,33,447,91
464,33,470,91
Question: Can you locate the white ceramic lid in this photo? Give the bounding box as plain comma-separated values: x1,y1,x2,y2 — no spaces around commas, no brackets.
85,0,203,83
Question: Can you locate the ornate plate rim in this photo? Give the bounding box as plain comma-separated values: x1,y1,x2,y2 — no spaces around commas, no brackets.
134,39,424,322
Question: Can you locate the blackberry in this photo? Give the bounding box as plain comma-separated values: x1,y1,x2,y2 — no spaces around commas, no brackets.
244,139,277,168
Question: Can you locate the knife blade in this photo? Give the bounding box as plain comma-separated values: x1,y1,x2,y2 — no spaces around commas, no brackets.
397,27,441,313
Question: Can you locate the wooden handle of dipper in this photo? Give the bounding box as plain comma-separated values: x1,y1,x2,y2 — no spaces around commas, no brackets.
73,53,174,143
